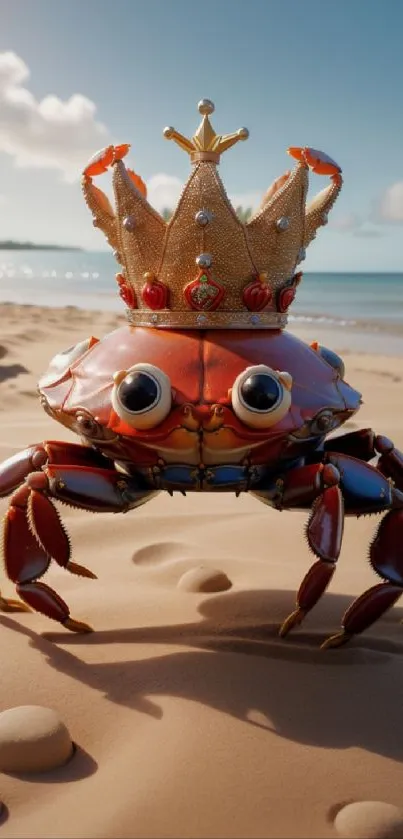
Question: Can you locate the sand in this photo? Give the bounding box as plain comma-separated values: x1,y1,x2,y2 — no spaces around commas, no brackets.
1,302,403,839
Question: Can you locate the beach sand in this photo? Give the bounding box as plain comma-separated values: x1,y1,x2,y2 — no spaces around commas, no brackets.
1,303,403,839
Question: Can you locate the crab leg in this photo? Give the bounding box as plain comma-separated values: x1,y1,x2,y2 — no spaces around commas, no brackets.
280,434,403,646
323,427,377,461
1,449,157,630
278,446,403,639
0,442,114,611
0,441,113,497
322,452,397,514
3,483,91,631
322,509,403,648
323,430,403,493
375,436,403,491
2,477,96,630
322,436,403,649
277,463,344,637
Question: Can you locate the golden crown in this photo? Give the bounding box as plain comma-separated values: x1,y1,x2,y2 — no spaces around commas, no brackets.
82,99,342,330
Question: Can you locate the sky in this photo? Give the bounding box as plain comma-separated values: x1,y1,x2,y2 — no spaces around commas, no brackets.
0,0,402,271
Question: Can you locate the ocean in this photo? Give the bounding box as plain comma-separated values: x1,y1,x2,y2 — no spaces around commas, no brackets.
0,249,401,332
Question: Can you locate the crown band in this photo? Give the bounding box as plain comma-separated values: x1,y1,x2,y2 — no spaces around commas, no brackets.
126,309,288,330
190,151,220,164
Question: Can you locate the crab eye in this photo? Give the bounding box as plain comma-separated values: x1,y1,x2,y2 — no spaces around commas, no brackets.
119,374,158,412
112,363,172,430
231,365,292,429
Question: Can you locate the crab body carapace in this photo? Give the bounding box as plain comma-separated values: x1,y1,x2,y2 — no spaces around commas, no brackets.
37,326,360,488
1,325,403,649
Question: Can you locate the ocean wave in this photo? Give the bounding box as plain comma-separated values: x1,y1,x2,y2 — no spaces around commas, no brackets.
289,312,403,336
288,314,357,327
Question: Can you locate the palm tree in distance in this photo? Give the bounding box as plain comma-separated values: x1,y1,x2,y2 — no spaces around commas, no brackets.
235,206,253,223
160,206,254,223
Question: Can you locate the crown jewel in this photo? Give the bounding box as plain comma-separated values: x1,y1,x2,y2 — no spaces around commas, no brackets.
82,100,342,330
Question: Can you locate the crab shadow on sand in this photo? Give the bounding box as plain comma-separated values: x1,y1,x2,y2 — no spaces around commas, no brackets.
0,363,29,383
1,744,98,784
0,803,9,828
3,587,403,764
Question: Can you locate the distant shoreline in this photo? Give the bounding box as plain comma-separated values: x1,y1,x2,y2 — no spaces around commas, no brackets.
0,241,83,251
0,246,400,272
0,300,402,356
1,298,400,338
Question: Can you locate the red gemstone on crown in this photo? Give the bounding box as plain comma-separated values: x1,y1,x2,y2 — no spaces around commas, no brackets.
277,271,303,313
115,273,137,309
242,274,272,312
184,270,225,311
142,274,169,310
278,286,296,313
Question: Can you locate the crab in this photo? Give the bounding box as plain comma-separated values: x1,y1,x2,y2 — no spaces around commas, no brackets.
1,325,402,649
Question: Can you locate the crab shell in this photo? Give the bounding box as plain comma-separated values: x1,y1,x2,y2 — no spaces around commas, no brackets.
38,327,361,469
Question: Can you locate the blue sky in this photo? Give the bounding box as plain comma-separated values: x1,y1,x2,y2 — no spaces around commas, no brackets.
1,0,402,271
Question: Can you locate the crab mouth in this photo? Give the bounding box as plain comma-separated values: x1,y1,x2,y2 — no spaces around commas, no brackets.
181,404,226,433
179,403,290,442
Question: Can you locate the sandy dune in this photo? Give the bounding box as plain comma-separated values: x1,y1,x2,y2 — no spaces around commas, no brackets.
1,303,403,839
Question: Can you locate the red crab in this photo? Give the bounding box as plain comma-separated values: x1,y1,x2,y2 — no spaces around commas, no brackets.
0,326,402,648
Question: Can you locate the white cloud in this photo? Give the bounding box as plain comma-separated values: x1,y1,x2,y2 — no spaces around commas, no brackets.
146,177,263,215
353,228,384,239
228,190,262,211
328,211,385,238
378,181,403,223
329,212,362,232
146,173,183,211
0,51,109,181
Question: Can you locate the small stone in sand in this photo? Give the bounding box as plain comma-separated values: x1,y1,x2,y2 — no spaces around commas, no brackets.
178,566,232,593
334,801,403,839
0,705,74,773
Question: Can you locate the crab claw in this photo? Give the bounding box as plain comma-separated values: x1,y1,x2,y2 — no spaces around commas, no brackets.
83,143,130,177
127,168,147,198
83,145,115,177
303,148,341,176
113,143,131,162
287,146,306,164
27,483,96,579
288,146,342,176
260,171,291,208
